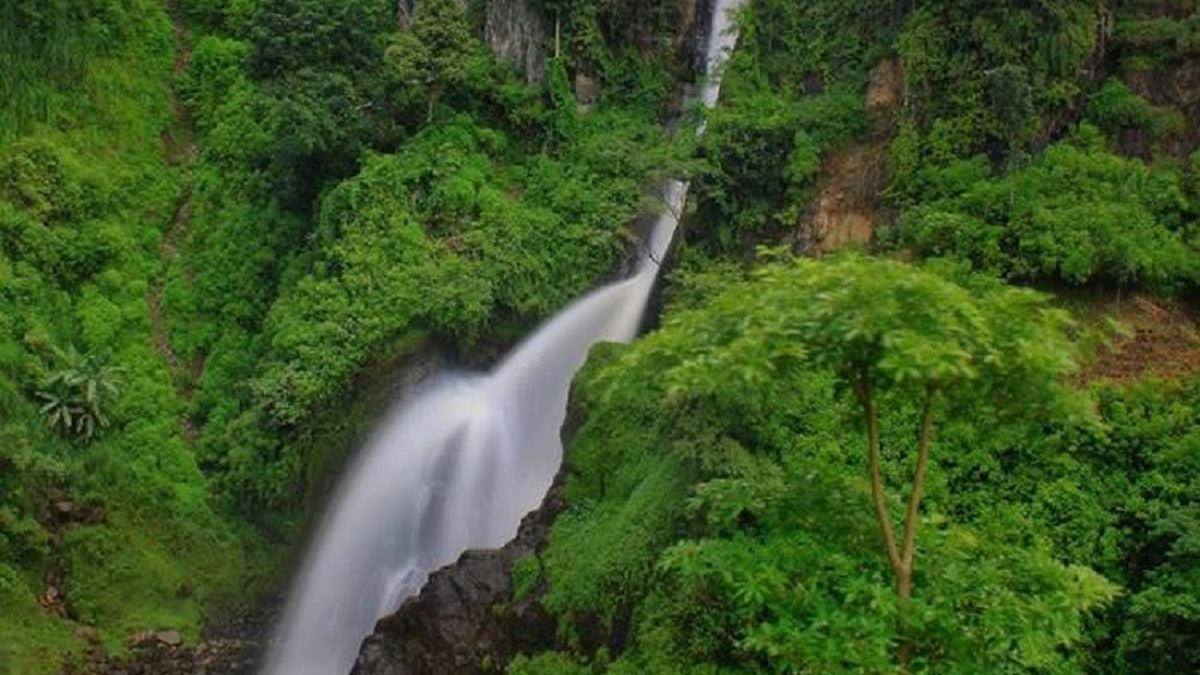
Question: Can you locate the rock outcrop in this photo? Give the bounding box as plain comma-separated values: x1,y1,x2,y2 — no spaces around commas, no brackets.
351,474,563,674
485,0,548,84
798,57,902,253
399,0,548,84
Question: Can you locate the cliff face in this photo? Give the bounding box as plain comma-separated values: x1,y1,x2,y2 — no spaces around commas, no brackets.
485,0,548,84
797,57,901,254
396,0,547,84
350,471,563,675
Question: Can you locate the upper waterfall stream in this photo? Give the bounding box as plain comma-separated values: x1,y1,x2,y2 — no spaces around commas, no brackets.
263,3,745,673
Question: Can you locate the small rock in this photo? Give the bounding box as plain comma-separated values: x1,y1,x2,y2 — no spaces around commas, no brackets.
87,644,106,664
76,626,102,645
54,499,75,514
574,73,599,112
83,504,107,525
131,630,157,647
156,629,183,647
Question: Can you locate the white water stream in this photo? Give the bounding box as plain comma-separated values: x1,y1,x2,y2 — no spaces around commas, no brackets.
264,3,744,673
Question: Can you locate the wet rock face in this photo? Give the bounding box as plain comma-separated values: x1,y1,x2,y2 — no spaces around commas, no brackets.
351,475,563,675
686,0,715,78
485,0,547,84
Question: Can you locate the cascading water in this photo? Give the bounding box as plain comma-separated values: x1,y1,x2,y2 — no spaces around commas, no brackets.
263,2,744,673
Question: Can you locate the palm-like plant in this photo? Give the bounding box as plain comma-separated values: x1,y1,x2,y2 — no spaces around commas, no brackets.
36,346,122,442
37,374,81,436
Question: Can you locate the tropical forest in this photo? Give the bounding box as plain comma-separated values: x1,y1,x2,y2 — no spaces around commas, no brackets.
1,1,1199,674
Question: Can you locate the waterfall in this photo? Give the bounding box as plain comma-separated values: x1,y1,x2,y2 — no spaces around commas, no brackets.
263,2,744,673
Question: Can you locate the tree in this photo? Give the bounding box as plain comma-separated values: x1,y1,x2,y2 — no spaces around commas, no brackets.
385,0,473,120
658,254,1080,665
785,257,1079,657
247,0,391,77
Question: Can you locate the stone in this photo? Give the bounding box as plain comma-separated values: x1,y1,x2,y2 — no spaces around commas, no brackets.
575,73,599,112
351,468,565,675
76,626,102,645
156,630,183,647
866,57,903,113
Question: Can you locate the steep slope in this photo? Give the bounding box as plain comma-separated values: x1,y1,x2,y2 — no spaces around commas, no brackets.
1,1,243,671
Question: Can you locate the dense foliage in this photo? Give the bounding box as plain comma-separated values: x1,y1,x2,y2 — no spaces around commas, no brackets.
686,0,1200,289
508,2,1200,672
905,126,1197,288
511,256,1195,673
1,2,242,671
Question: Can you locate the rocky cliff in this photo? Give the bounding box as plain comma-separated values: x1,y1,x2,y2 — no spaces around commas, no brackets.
351,471,564,675
485,0,548,84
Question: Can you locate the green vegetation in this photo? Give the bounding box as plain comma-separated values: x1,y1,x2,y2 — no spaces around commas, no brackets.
509,1,1200,673
510,553,542,601
386,0,474,120
726,257,1079,617
1,0,246,671
4,0,1200,673
905,127,1196,288
518,255,1196,672
37,346,122,442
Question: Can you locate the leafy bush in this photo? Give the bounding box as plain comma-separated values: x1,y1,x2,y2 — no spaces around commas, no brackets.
510,554,542,601
178,36,252,132
905,128,1197,287
36,347,122,442
1086,78,1183,142
508,652,592,675
245,0,391,77
1116,16,1200,61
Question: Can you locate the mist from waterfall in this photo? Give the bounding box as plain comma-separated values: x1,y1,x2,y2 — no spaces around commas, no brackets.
263,2,744,673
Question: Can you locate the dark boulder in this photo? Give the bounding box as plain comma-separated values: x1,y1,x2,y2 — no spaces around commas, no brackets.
351,474,564,675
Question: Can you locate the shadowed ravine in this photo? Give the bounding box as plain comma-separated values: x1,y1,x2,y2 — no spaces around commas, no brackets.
262,3,746,673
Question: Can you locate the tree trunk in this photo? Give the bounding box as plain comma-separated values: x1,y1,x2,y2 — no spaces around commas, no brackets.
856,377,938,670
427,85,442,123
555,10,561,59
856,377,902,579
397,0,412,29
898,387,936,600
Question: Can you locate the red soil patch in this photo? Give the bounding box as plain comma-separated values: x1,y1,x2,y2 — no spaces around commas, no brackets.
1078,293,1200,384
799,58,900,253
